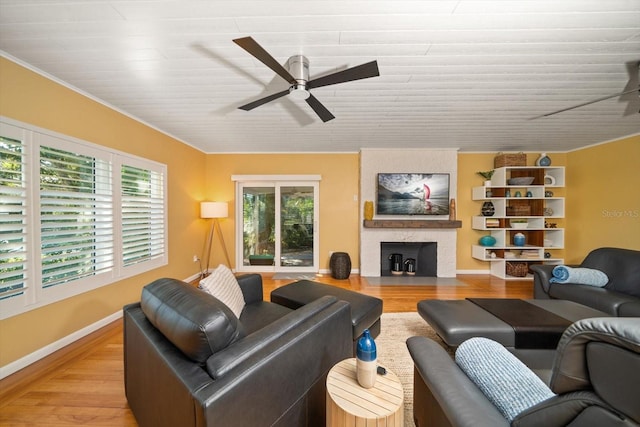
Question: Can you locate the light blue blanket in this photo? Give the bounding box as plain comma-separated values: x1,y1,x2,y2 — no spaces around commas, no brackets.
550,265,609,287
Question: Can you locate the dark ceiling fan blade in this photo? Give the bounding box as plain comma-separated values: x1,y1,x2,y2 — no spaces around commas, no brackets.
531,59,640,119
305,94,335,122
308,61,379,90
529,88,640,119
238,89,290,111
620,60,640,116
233,37,297,85
622,91,640,116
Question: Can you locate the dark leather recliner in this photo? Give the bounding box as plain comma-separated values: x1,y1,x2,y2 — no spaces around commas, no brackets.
530,247,640,316
407,317,640,427
123,275,352,427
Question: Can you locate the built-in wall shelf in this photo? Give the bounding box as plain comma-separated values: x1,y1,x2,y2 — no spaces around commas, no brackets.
363,220,462,229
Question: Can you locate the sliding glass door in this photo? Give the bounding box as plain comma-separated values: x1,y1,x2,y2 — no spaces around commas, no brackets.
234,176,319,272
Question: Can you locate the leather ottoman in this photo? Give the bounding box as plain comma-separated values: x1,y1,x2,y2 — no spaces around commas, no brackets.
271,280,383,353
418,298,610,371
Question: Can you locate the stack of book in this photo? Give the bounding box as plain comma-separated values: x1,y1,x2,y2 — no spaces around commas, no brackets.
519,249,539,259
485,218,500,228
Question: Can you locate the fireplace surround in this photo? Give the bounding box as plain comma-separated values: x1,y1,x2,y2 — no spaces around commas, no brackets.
359,149,458,278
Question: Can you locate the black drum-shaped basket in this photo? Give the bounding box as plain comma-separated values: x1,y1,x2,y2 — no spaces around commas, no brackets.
329,252,352,280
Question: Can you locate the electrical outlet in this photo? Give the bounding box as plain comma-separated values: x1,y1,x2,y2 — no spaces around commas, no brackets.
193,255,200,263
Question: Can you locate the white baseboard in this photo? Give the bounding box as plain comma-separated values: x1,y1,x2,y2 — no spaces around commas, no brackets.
0,310,123,380
456,269,491,275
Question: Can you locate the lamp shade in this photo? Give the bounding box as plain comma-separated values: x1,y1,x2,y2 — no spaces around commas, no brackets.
200,201,228,219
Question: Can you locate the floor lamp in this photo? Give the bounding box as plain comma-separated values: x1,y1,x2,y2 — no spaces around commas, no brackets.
200,201,232,275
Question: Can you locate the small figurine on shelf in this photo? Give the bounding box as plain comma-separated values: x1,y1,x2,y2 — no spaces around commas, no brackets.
449,198,456,221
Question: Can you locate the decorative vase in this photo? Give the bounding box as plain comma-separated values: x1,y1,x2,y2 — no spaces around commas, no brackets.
356,329,377,388
481,201,495,216
363,201,374,220
536,153,551,166
479,235,497,246
514,232,526,246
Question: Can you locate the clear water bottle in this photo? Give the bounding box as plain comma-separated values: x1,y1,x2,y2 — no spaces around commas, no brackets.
356,329,377,388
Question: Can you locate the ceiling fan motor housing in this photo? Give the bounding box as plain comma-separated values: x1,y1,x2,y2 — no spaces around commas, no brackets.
287,55,310,99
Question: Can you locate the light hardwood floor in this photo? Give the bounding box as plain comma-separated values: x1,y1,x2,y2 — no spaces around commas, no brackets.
0,274,532,426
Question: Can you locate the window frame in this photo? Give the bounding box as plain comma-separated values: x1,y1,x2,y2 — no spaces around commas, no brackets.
0,117,168,319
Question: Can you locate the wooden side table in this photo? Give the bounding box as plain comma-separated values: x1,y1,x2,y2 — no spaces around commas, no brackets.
326,358,404,426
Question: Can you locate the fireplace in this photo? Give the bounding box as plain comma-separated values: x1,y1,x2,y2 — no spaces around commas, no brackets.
359,148,458,278
380,242,437,276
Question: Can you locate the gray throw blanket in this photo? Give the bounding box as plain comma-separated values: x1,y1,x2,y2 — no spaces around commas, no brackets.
549,265,608,287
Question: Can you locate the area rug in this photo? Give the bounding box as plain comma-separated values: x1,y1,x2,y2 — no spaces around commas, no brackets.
375,312,452,427
272,273,318,280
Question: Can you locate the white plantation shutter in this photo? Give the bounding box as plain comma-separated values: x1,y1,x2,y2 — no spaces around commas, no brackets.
1,118,167,319
121,164,165,267
39,145,114,287
0,132,28,300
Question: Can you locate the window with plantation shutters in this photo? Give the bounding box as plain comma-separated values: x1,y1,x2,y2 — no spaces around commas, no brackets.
0,118,167,319
0,132,28,302
121,164,165,267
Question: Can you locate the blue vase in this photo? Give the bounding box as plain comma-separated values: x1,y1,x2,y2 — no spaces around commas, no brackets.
356,329,377,388
514,233,526,246
536,153,551,166
479,235,497,246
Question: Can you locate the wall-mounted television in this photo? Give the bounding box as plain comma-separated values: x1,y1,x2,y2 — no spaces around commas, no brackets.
377,173,450,215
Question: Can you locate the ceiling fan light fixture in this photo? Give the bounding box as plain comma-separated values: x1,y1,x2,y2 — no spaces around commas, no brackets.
289,84,311,100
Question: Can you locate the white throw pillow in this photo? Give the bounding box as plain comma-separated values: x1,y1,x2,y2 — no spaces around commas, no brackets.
199,264,246,318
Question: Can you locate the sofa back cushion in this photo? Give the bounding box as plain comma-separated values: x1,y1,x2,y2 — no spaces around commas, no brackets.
141,278,242,364
582,248,640,297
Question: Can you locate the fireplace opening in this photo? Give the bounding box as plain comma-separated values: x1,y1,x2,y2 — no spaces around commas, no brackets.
380,242,437,277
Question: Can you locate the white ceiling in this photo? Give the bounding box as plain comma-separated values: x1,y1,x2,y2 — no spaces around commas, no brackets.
1,0,639,153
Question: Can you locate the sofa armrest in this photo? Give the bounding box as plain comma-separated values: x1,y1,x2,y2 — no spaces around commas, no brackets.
407,336,509,427
196,296,353,426
236,273,263,304
206,295,344,378
530,264,555,298
513,391,610,427
551,317,640,394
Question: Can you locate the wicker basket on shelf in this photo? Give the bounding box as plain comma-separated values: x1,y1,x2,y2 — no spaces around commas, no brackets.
506,261,529,277
495,152,526,168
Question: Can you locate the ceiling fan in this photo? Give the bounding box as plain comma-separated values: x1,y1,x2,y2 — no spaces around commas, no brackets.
532,60,640,119
233,37,380,122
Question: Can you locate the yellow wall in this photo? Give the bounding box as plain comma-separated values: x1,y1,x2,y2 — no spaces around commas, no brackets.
565,135,640,262
2,54,637,370
204,153,360,270
0,58,208,366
